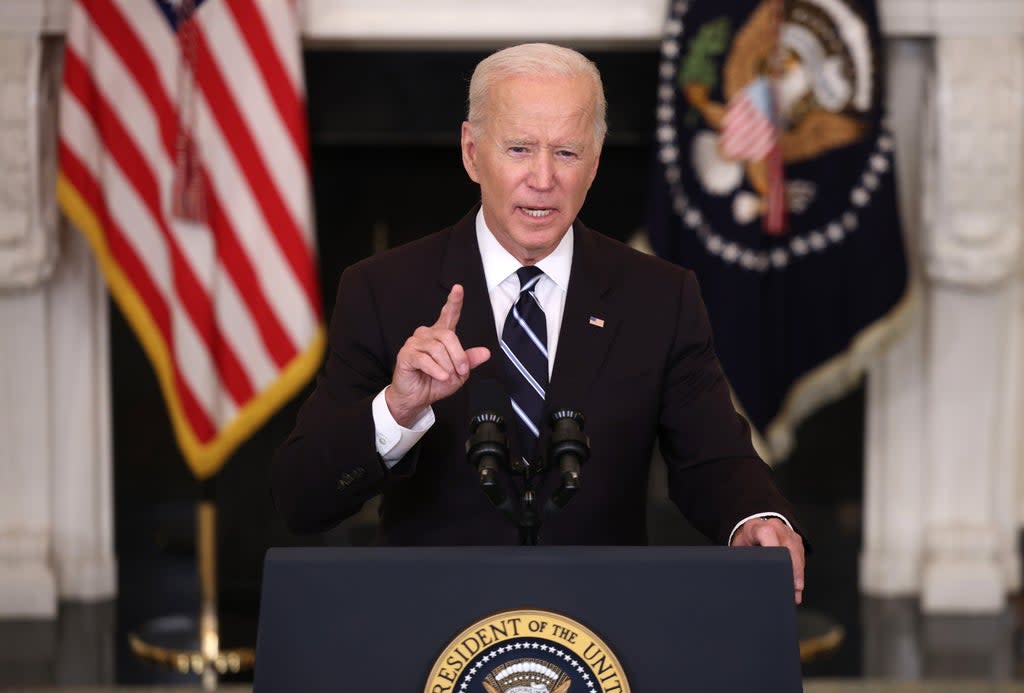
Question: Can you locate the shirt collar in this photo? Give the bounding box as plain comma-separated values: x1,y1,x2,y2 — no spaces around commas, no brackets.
475,208,573,292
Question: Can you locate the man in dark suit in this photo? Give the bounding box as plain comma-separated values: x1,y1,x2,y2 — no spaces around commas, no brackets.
273,43,805,602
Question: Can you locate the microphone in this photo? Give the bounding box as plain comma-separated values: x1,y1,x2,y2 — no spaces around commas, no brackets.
465,378,509,507
547,409,589,508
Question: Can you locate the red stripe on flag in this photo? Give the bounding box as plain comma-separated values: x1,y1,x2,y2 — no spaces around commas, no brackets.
193,25,321,312
83,0,303,370
59,139,218,441
223,0,310,166
63,49,256,407
207,193,299,368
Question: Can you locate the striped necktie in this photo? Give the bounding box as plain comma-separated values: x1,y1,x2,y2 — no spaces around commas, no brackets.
500,266,549,464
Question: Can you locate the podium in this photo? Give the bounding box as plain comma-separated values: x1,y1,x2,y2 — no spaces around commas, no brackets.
253,546,802,692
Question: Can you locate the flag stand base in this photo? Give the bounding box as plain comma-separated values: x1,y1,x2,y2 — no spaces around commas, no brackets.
128,488,254,689
798,608,845,662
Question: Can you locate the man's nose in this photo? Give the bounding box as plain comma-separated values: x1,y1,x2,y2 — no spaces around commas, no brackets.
528,154,555,190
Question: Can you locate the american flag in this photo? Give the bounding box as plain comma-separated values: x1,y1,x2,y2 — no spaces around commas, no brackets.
57,0,324,479
719,77,787,234
719,77,778,163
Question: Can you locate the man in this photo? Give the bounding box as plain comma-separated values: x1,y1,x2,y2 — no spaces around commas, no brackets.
273,44,805,603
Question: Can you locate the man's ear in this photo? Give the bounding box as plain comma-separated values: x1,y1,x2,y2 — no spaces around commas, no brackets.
460,121,480,183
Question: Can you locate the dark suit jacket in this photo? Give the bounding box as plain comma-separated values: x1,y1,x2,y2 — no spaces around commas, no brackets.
272,208,797,545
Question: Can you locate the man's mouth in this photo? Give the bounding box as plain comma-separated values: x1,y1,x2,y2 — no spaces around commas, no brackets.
520,207,555,218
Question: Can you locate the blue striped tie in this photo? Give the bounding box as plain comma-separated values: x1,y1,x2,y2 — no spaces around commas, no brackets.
500,266,548,464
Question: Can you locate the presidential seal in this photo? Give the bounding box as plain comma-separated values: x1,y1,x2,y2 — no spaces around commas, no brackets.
657,0,894,271
425,609,630,693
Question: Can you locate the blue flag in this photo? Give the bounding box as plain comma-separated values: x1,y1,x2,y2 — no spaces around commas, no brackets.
649,0,911,458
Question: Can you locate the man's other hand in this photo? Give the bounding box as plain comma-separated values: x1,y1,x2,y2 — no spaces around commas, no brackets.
731,517,806,605
386,284,491,426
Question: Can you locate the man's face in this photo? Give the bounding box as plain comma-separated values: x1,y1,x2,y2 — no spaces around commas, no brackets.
461,74,601,265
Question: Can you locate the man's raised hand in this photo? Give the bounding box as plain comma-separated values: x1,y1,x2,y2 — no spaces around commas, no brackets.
385,284,491,427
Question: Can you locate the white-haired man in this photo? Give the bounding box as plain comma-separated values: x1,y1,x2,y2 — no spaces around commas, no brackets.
273,43,806,603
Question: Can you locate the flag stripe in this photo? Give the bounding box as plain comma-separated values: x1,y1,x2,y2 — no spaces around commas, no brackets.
63,48,257,408
109,0,319,331
223,0,309,165
197,93,318,351
207,195,298,369
60,0,324,477
198,1,310,229
78,0,307,371
193,26,320,309
58,140,218,441
60,87,230,426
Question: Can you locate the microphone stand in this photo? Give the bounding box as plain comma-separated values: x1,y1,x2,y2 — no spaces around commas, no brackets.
466,407,589,546
466,411,518,528
515,457,542,546
546,410,589,510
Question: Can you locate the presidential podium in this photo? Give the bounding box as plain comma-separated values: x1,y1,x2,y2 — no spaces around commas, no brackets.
253,546,802,692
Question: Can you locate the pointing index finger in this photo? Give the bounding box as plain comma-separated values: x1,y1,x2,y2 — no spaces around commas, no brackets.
434,284,464,331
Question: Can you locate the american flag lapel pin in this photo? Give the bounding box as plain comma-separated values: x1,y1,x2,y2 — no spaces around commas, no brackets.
588,316,605,328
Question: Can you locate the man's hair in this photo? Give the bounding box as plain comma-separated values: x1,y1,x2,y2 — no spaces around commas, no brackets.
467,43,608,147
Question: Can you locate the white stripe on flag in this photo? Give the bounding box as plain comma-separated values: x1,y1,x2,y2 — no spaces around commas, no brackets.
199,0,311,234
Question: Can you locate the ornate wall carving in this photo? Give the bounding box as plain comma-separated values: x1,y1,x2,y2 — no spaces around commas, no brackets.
924,38,1023,287
0,36,60,289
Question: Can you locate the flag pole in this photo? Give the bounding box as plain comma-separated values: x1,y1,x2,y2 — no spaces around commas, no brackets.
197,480,220,690
128,478,255,687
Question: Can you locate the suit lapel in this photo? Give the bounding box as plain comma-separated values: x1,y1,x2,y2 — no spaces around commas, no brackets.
439,207,503,383
546,222,621,413
437,208,515,463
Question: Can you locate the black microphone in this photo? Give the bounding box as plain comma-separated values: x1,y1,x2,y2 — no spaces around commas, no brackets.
466,378,509,507
547,409,589,508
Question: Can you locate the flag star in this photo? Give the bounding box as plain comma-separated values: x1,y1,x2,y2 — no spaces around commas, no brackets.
530,643,540,649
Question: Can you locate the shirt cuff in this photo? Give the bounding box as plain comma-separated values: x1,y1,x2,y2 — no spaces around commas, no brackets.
372,387,434,468
727,512,793,546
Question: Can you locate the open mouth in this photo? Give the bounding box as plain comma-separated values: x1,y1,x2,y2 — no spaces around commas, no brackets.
520,207,555,218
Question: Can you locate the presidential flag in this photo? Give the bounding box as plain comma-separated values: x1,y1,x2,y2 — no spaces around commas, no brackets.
58,0,324,479
649,0,911,458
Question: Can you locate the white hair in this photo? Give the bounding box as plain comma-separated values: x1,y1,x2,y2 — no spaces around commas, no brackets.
467,43,607,147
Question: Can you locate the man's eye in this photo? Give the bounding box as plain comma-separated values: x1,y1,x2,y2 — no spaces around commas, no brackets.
509,146,528,154
557,150,579,159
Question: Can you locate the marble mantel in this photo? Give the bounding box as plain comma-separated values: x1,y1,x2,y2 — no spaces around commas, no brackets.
0,0,1021,617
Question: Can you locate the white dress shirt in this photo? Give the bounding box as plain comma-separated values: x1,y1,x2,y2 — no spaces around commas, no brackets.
369,209,789,543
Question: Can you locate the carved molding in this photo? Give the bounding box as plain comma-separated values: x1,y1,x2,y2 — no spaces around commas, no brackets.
18,1,1024,42
300,0,666,45
0,0,68,35
0,36,60,290
924,38,1024,287
881,0,1024,37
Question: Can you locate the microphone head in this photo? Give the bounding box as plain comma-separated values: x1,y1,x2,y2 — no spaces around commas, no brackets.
549,409,584,428
471,411,503,430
